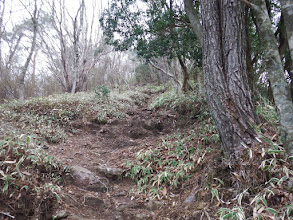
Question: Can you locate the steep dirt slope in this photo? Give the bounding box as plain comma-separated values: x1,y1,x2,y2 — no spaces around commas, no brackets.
1,89,288,220
47,99,179,220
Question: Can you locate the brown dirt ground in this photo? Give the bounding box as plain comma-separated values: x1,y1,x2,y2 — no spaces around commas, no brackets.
46,101,198,220
2,95,285,220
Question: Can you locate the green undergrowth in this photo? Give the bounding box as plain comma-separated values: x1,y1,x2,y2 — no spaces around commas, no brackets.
0,84,287,219
0,88,149,218
139,83,168,95
256,98,279,131
124,115,220,199
125,89,293,219
123,87,218,198
112,89,150,106
148,88,207,120
0,135,67,219
215,137,293,220
0,90,149,143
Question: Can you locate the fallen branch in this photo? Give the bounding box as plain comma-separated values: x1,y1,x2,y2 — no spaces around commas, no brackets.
149,61,182,88
0,212,15,219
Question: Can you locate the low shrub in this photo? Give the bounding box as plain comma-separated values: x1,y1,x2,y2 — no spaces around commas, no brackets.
0,135,67,219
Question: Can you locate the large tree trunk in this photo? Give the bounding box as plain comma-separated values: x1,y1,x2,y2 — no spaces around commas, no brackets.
250,0,293,156
280,0,293,100
201,0,258,159
221,0,259,125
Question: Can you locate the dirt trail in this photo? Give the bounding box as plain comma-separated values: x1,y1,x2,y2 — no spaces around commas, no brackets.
47,98,178,219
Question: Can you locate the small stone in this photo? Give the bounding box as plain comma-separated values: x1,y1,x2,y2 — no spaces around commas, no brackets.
42,145,49,149
67,214,83,220
112,211,124,220
109,119,120,125
54,210,69,220
84,196,104,208
117,201,141,211
135,212,152,219
184,193,196,204
195,201,206,210
86,122,100,129
144,200,163,211
113,191,127,197
97,166,123,178
99,129,107,133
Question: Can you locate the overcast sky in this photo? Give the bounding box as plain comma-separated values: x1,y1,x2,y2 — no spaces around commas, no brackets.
3,0,109,31
0,0,112,77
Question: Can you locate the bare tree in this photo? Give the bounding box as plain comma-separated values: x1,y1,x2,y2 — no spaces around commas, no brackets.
0,0,30,100
149,58,182,89
41,0,104,93
18,0,39,101
90,49,137,90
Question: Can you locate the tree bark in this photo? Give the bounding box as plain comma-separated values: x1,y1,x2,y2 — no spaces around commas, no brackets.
245,8,255,95
250,0,293,156
6,33,23,70
280,0,293,62
201,0,258,158
183,0,202,46
221,0,259,124
178,56,192,93
71,0,85,93
280,0,293,100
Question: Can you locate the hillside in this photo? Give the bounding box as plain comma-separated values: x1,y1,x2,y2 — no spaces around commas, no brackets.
0,85,292,220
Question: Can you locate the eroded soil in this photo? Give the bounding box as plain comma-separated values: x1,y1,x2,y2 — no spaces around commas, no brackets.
47,100,183,220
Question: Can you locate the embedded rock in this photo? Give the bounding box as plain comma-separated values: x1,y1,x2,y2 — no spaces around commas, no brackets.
84,196,104,208
70,165,109,192
184,193,196,204
97,166,124,179
53,210,69,220
144,200,163,211
112,211,124,220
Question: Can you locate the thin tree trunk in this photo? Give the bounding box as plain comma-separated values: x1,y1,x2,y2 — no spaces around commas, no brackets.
6,33,23,70
18,1,38,101
31,48,38,97
249,0,293,156
71,0,85,93
280,0,293,62
0,0,6,69
178,56,192,93
149,60,182,88
183,0,202,46
183,0,204,94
